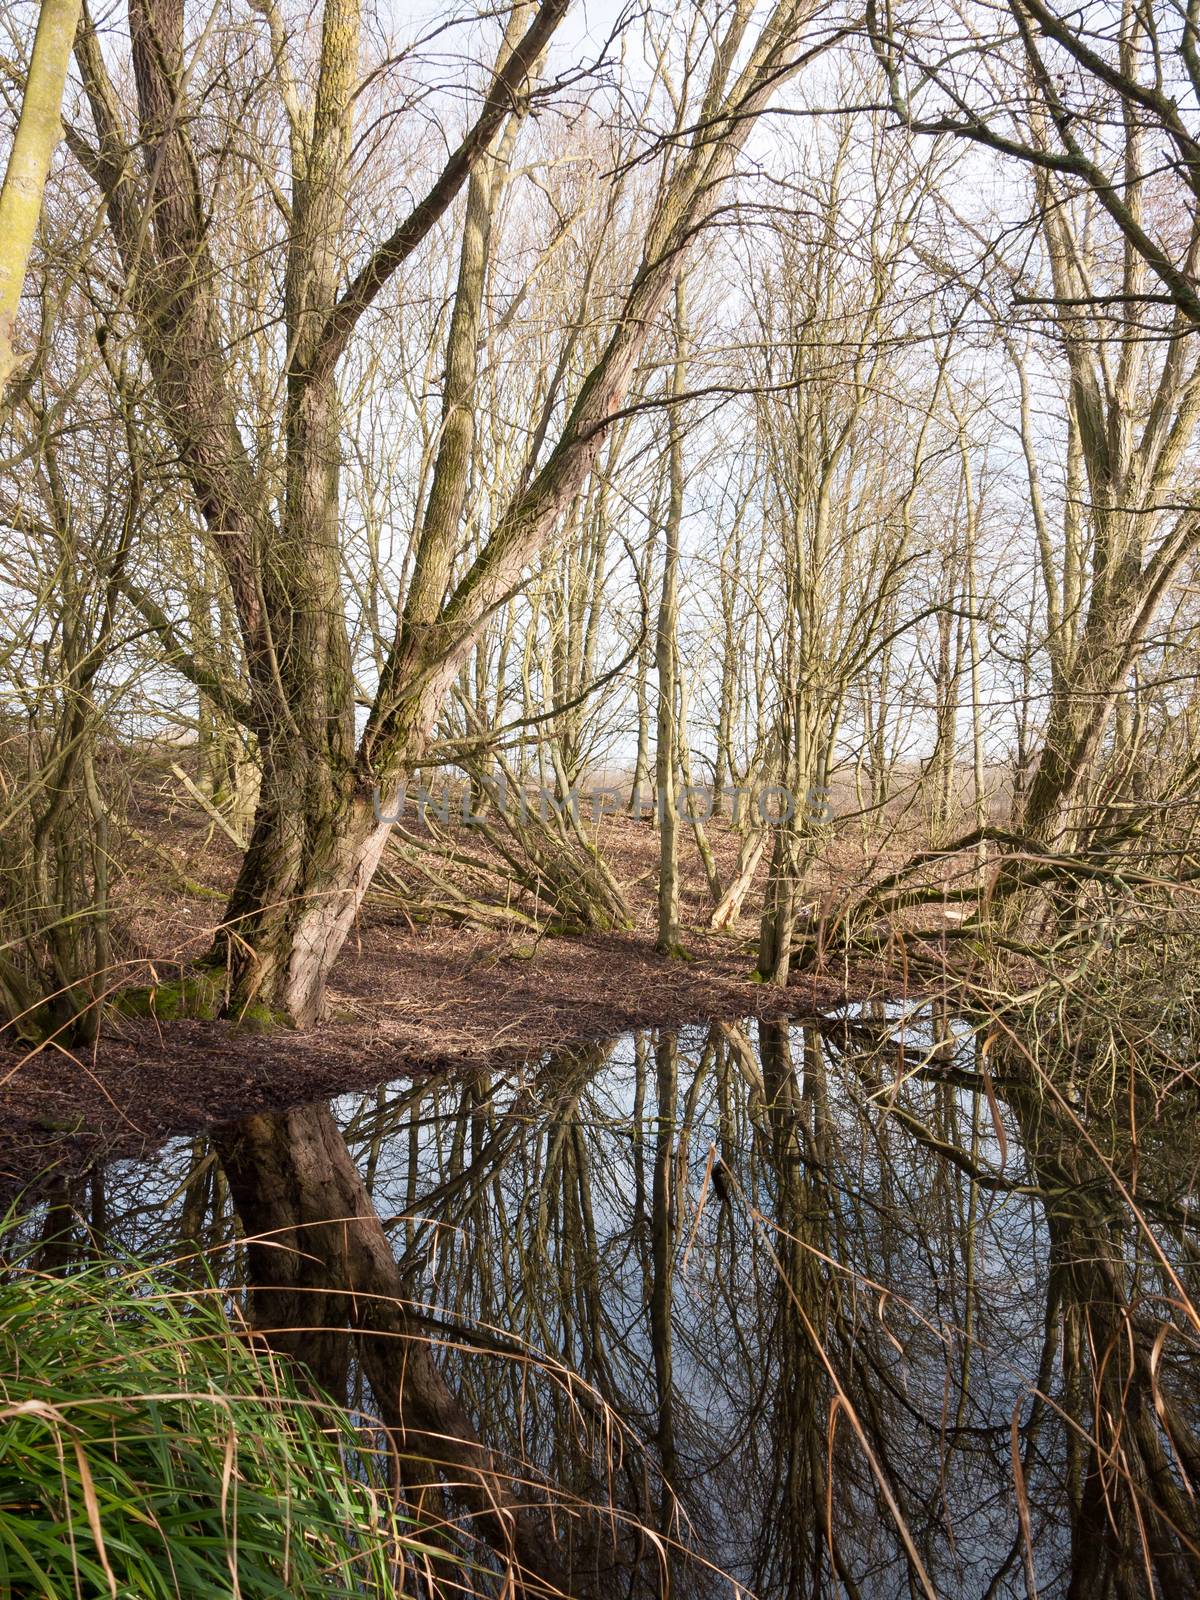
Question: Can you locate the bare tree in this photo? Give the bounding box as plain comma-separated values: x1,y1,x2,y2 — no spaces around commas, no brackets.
67,0,837,1025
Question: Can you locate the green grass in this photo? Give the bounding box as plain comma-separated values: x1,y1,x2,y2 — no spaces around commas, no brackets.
0,1221,435,1598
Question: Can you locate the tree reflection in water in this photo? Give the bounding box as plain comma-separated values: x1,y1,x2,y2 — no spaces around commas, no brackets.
35,1010,1200,1598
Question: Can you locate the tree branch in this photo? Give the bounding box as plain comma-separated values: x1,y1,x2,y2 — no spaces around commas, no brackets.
305,0,570,386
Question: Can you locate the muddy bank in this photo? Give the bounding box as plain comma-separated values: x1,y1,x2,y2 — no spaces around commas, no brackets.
0,916,901,1195
0,802,920,1193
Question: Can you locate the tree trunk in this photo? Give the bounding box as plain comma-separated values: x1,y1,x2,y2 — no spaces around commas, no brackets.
710,827,766,930
655,278,687,957
756,826,797,986
221,784,393,1025
629,524,656,816
0,0,84,391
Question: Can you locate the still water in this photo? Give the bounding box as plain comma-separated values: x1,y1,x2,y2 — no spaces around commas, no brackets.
25,1007,1200,1598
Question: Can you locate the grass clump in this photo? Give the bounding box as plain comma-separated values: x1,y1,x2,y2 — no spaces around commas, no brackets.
0,1223,427,1598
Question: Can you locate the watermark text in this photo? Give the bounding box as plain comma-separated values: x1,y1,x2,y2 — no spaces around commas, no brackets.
372,777,832,828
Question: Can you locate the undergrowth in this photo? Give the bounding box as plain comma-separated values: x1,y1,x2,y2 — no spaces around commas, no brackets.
0,1219,438,1597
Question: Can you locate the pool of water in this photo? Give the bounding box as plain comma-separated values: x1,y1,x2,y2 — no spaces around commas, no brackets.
21,1008,1200,1597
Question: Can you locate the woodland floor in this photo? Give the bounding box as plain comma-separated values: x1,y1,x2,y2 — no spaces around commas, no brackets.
0,765,920,1194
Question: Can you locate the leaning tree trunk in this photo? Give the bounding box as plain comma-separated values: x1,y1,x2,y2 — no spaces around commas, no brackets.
0,0,84,391
994,591,1149,929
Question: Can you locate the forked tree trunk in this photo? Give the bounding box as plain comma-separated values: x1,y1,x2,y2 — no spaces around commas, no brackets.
76,0,830,1028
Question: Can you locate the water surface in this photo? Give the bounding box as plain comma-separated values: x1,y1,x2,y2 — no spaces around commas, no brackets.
30,1009,1200,1598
